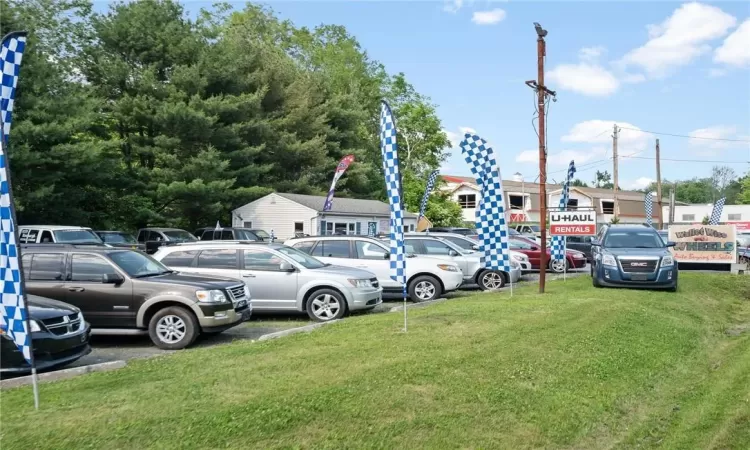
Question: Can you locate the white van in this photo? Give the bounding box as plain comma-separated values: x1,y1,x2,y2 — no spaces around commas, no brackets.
18,226,103,244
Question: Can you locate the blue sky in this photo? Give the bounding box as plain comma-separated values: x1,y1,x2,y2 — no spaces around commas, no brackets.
97,1,750,189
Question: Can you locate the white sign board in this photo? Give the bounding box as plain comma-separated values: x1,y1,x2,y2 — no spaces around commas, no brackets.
549,211,597,236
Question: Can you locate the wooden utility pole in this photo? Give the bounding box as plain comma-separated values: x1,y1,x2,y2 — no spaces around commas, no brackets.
655,139,663,229
526,22,555,294
612,124,620,219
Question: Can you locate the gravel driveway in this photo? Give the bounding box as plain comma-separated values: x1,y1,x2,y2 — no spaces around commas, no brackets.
60,266,589,370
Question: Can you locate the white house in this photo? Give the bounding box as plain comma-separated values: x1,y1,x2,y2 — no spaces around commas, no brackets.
232,193,418,241
441,175,668,226
662,203,750,232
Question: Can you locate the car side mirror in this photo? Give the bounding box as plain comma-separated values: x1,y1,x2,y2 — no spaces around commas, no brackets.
449,249,459,257
102,273,124,284
666,241,676,247
590,240,601,247
383,252,390,259
531,246,540,251
471,244,479,251
279,261,296,272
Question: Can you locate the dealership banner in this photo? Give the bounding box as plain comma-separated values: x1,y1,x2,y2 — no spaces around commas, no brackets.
549,210,597,236
668,224,736,263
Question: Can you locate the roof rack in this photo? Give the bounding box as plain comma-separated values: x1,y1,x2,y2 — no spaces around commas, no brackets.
173,240,269,246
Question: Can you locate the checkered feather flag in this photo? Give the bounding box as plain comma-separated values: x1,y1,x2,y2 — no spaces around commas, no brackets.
1,32,27,142
551,161,576,261
459,133,510,273
644,192,654,226
418,170,439,222
709,197,725,225
379,101,406,288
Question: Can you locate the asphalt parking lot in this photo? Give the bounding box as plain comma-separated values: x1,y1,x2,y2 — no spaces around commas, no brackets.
53,266,590,372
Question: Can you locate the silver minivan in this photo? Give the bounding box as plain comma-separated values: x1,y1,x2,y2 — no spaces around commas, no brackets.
153,242,383,322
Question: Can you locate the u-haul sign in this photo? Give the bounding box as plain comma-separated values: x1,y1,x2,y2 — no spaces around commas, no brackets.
549,211,597,236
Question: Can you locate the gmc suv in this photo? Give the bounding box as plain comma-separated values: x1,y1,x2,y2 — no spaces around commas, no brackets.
20,244,252,349
591,224,678,291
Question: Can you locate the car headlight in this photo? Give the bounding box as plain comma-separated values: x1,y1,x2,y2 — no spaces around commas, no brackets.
29,320,42,332
511,254,525,262
437,264,459,272
195,289,228,303
661,255,674,267
243,285,251,299
348,278,372,288
573,252,585,259
510,260,520,269
601,254,617,266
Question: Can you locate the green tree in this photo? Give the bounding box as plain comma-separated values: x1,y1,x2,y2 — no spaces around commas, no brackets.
571,179,589,187
593,170,614,189
738,175,750,204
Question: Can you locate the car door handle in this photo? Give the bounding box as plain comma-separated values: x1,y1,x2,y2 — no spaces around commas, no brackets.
68,287,85,292
242,274,256,278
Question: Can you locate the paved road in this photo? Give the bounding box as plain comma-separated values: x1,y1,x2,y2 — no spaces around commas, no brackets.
55,266,590,371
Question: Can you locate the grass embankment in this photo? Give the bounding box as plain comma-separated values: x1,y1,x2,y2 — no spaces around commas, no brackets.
2,274,749,449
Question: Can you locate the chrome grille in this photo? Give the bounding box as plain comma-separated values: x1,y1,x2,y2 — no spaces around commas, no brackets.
370,278,379,289
42,313,83,336
226,285,247,302
619,259,658,273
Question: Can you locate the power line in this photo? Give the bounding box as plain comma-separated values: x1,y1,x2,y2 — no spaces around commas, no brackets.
619,126,750,143
624,155,749,164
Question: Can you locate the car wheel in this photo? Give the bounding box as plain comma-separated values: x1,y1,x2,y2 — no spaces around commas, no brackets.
668,285,678,292
592,271,602,288
549,258,569,273
478,270,506,290
306,289,347,322
408,275,442,302
148,306,199,350
589,263,594,277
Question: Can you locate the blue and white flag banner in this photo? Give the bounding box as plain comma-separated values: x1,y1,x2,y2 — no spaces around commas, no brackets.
1,32,27,142
379,101,406,287
644,192,654,226
323,154,355,212
709,197,726,225
551,161,576,261
0,137,31,363
459,133,510,272
418,170,439,222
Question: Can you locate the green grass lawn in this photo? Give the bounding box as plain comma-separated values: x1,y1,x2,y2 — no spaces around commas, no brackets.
2,274,749,449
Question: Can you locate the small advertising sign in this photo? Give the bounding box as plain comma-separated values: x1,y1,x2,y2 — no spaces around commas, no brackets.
668,224,736,263
549,211,597,236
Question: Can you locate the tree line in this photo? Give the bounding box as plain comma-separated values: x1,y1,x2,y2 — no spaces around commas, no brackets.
2,0,464,232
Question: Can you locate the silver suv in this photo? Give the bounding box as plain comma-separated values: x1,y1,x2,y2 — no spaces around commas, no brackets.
285,236,464,302
152,242,382,322
403,234,522,290
419,232,532,270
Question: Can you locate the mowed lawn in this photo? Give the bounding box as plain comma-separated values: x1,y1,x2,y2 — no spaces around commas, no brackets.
2,274,749,449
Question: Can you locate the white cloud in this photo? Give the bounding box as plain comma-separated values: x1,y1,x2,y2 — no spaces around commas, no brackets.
443,129,460,148
515,148,607,167
472,9,506,25
547,63,620,97
628,177,655,190
578,46,606,61
619,2,737,77
562,120,650,156
621,73,647,84
443,0,464,13
687,125,749,151
714,18,750,67
459,126,477,135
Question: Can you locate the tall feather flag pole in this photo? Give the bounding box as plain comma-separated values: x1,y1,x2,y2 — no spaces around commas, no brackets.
379,101,408,331
645,192,654,226
550,161,576,282
709,197,726,226
417,170,439,225
0,31,38,409
459,133,513,296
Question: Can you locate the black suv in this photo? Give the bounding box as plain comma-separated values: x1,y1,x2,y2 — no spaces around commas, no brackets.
20,244,251,349
1,295,92,375
136,228,197,254
591,224,678,291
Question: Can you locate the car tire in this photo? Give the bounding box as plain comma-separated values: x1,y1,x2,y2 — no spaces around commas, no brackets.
667,285,678,292
408,275,442,303
592,270,602,288
148,306,199,350
306,289,348,322
478,270,506,291
549,258,569,273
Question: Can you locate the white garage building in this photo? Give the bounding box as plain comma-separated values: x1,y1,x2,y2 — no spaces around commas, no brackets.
232,193,418,241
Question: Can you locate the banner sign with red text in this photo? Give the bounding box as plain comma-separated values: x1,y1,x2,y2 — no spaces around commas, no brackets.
549,211,597,236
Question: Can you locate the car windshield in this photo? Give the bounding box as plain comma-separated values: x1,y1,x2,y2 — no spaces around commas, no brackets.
604,231,664,249
99,232,136,244
438,238,471,255
737,234,750,248
235,229,259,241
252,230,270,239
109,250,171,277
275,246,326,269
53,230,102,244
163,230,197,242
529,225,541,232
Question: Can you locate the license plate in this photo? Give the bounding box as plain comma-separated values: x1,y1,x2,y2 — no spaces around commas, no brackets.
631,274,648,281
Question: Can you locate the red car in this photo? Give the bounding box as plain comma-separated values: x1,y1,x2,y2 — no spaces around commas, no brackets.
509,235,587,273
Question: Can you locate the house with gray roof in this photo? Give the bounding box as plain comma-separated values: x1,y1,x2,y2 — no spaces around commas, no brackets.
232,193,418,241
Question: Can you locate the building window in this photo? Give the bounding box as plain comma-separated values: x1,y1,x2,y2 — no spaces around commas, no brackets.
243,221,253,228
325,221,356,235
728,214,741,221
601,200,615,215
682,214,695,221
508,194,525,210
567,199,579,210
457,194,476,209
294,222,304,232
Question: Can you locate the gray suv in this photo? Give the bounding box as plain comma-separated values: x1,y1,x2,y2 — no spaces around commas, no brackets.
21,244,251,349
153,242,383,322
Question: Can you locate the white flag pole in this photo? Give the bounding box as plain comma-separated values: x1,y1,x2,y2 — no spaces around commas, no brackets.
403,284,408,333
563,238,567,282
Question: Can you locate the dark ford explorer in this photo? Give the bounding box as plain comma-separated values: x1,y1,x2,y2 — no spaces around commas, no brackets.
1,295,92,375
21,244,252,349
591,224,678,291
